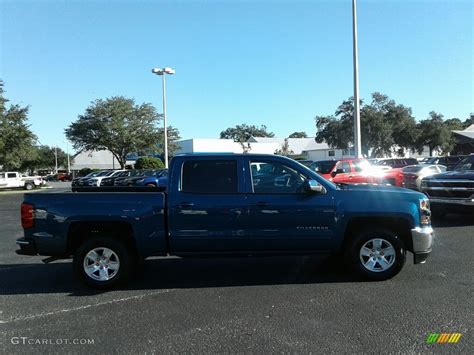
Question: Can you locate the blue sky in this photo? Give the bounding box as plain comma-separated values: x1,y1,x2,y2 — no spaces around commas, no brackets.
1,0,472,151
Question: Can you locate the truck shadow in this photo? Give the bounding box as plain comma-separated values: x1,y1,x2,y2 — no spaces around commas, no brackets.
0,255,358,296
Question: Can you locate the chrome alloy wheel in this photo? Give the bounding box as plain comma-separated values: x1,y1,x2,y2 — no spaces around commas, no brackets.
359,238,396,273
83,247,120,281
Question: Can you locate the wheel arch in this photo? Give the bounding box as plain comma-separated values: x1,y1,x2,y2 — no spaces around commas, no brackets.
66,221,137,256
341,216,413,252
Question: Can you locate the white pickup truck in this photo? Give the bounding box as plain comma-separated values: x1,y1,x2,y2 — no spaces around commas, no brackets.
0,172,45,190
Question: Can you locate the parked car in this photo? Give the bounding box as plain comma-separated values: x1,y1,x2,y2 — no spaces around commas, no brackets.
100,170,133,186
308,159,378,183
72,170,109,191
375,158,419,169
134,169,168,189
115,170,157,186
402,164,447,191
17,154,434,289
84,170,128,187
424,155,467,171
113,170,144,186
308,158,403,186
0,172,44,190
421,154,474,216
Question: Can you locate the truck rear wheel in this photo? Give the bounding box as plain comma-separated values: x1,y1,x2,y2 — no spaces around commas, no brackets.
345,228,406,281
73,237,135,289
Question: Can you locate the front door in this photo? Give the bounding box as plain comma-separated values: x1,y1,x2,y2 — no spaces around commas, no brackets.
245,158,336,252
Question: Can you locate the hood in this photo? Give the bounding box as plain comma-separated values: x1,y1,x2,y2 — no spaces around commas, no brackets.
337,182,424,198
423,170,474,181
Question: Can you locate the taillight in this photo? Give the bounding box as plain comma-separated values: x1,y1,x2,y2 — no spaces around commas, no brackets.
21,203,34,229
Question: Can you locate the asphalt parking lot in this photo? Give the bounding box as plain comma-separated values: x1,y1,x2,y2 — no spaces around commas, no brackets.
0,185,472,353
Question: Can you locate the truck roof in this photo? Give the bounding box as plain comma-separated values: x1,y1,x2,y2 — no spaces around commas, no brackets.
174,153,282,158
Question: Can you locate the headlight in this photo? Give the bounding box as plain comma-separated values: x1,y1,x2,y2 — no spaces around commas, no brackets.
420,199,431,225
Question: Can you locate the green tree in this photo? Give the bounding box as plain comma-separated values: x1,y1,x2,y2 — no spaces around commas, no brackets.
65,96,163,168
23,145,71,172
159,126,181,158
134,156,164,170
220,124,274,142
288,131,307,138
417,112,454,155
463,114,474,128
0,81,38,171
315,93,420,158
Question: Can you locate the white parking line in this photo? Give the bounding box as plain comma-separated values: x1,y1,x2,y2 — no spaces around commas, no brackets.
0,289,174,324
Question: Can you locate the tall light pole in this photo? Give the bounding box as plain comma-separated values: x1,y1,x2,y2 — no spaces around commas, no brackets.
152,67,175,168
352,0,362,158
54,146,58,174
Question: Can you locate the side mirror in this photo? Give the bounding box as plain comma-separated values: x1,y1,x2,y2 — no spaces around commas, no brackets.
331,168,345,177
304,179,326,194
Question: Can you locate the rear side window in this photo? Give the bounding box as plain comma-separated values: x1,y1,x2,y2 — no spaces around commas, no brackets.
181,160,238,193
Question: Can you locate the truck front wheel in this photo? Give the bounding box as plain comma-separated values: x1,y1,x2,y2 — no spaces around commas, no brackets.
346,228,406,281
73,237,135,289
24,182,34,190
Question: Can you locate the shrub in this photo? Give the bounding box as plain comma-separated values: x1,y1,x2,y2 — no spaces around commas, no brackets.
134,156,164,170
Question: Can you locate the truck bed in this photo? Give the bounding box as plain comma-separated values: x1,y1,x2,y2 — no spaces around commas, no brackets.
21,192,167,257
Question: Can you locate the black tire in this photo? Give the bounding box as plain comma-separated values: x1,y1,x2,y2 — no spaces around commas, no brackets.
24,182,34,190
73,237,135,289
345,228,406,281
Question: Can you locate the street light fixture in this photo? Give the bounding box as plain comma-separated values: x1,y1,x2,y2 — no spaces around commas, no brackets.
152,66,175,168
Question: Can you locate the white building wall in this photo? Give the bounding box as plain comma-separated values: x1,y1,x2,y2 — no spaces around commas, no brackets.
304,149,345,161
176,139,279,155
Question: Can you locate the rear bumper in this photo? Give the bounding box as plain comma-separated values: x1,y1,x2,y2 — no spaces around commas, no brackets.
15,238,38,256
411,226,434,264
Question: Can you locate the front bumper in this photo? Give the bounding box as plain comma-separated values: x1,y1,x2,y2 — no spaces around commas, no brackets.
411,226,434,264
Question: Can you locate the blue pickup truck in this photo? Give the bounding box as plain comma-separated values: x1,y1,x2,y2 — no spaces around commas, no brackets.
17,154,434,289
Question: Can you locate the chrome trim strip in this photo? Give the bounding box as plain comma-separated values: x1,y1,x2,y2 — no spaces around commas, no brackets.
429,198,474,206
423,187,474,191
424,179,474,184
16,240,31,245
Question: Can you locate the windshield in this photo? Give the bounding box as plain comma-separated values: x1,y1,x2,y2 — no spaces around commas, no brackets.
454,156,474,171
85,171,102,178
402,165,423,173
309,161,337,174
353,160,372,172
425,157,438,164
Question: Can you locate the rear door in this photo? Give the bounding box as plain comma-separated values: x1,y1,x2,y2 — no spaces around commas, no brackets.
6,172,20,187
168,158,249,253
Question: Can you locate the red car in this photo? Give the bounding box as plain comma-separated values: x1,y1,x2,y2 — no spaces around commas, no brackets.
308,159,404,186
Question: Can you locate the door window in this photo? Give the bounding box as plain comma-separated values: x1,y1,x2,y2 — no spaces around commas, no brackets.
337,162,351,173
250,161,309,193
7,173,16,178
181,160,238,193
